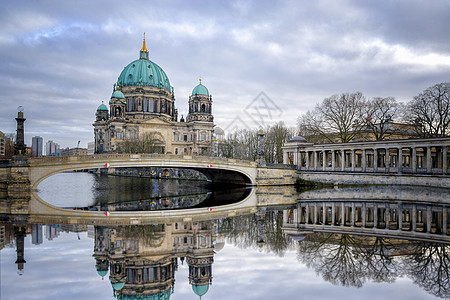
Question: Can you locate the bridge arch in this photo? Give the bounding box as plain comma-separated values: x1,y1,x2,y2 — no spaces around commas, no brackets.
28,154,258,189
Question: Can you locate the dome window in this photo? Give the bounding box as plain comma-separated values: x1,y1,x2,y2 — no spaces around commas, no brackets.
149,74,153,80
128,74,133,81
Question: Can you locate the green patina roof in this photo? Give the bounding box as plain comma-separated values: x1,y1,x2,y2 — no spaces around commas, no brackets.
192,82,209,96
192,284,209,296
112,90,125,99
97,269,108,277
97,103,108,111
117,57,171,92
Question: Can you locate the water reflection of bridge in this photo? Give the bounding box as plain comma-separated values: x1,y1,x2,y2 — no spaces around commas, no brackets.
283,200,450,243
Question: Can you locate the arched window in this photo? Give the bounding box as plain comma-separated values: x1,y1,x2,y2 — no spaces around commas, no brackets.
201,104,206,112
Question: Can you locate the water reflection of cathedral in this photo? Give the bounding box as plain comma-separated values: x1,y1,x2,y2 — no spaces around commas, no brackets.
93,220,220,299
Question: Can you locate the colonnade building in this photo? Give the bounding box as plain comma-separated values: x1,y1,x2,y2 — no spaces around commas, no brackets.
283,136,450,175
93,36,214,156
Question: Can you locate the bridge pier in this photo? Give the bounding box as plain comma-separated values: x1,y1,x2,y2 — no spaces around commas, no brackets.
0,156,31,215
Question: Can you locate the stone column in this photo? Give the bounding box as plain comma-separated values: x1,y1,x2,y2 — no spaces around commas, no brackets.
398,204,402,230
305,204,310,224
323,203,327,224
373,148,378,172
331,150,336,170
341,203,345,226
351,148,355,172
362,149,366,172
412,206,417,231
398,147,403,174
362,203,366,227
313,151,318,171
331,202,336,225
322,150,326,171
305,151,309,169
426,206,432,233
443,146,448,174
351,202,355,227
443,207,447,235
426,146,432,173
374,204,378,228
412,147,417,173
385,207,389,229
341,150,345,171
298,205,303,223
385,148,390,170
313,203,318,224
283,151,289,165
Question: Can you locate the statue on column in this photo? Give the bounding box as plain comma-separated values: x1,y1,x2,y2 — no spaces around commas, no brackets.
257,129,266,167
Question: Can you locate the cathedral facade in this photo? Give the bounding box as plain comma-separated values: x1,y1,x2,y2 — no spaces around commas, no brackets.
93,37,214,155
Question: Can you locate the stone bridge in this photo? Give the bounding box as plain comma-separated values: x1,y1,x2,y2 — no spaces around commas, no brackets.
26,154,296,189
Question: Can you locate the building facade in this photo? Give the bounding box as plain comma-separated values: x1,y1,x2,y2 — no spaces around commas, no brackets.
45,140,60,156
31,136,43,157
93,37,215,155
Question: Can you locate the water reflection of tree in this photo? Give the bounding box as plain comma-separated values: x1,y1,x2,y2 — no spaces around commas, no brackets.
296,234,401,287
363,237,398,283
218,211,293,256
405,242,450,299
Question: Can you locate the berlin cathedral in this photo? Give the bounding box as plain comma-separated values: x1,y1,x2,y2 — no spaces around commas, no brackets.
94,36,215,155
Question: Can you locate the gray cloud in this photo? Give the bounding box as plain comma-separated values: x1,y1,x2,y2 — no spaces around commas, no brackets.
1,0,449,147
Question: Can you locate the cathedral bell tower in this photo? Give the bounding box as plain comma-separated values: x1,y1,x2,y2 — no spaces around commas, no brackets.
186,79,213,123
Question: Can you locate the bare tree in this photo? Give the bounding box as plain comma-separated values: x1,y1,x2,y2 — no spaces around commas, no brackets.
264,122,295,164
405,82,450,137
364,97,402,140
298,92,366,143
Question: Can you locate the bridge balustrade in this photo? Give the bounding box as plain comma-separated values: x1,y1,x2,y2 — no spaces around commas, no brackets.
283,200,450,242
283,137,450,175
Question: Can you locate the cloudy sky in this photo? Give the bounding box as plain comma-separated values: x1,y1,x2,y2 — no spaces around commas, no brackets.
1,0,450,148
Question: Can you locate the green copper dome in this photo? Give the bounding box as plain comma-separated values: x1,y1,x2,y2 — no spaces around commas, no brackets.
112,90,125,99
97,103,108,111
117,58,171,92
192,284,209,296
192,81,209,96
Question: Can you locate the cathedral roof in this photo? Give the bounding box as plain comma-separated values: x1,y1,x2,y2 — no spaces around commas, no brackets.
192,79,209,96
97,103,108,111
117,38,172,92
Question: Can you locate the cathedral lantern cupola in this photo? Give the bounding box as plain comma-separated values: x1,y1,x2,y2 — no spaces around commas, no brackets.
96,102,109,122
109,88,126,119
187,79,213,123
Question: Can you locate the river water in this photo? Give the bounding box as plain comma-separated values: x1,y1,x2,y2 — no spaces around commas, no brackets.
0,172,449,300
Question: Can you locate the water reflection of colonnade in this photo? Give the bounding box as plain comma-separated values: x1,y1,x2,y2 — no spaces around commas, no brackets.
283,201,450,243
283,137,450,175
